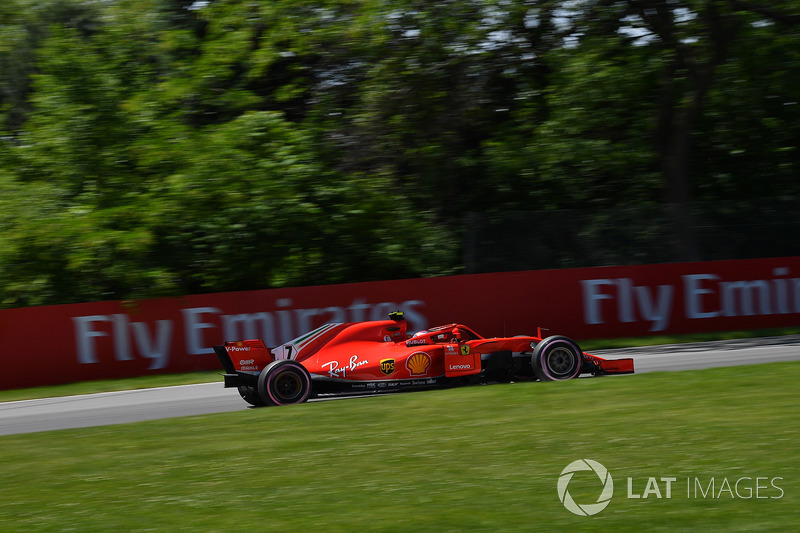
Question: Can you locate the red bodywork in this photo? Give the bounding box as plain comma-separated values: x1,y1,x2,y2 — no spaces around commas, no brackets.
214,315,634,406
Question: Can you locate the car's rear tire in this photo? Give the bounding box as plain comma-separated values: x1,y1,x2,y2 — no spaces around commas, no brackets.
532,336,582,381
237,385,266,407
257,360,313,406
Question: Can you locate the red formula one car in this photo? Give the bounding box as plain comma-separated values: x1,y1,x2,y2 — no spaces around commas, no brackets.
214,312,634,407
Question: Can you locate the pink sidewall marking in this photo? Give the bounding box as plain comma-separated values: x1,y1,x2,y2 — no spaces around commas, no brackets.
267,365,312,405
539,339,581,380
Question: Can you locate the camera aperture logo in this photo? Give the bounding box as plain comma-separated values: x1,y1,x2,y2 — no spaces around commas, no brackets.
557,459,614,516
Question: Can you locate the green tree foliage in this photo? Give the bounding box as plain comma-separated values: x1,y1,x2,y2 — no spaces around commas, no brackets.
524,0,800,259
149,110,456,293
0,0,458,307
0,0,798,307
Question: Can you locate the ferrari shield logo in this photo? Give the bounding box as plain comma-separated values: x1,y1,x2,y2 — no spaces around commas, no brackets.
380,358,395,375
460,345,470,355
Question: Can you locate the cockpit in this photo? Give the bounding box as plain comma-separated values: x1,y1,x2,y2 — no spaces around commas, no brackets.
405,323,482,346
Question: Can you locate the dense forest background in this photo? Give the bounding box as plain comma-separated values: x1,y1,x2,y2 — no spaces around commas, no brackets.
1,0,798,308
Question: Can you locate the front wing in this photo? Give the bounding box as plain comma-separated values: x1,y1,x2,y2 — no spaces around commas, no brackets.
583,353,635,375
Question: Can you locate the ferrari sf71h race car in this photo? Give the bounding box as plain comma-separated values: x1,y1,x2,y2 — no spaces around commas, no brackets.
214,312,634,407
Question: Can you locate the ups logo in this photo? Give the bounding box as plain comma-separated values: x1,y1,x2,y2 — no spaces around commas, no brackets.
380,358,395,375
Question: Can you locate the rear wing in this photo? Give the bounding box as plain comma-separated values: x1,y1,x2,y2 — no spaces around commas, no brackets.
213,339,275,387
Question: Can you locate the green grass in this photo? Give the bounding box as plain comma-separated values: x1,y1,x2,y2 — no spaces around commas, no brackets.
1,362,797,532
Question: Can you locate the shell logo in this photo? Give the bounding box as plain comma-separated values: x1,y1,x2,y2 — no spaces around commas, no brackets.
406,352,431,376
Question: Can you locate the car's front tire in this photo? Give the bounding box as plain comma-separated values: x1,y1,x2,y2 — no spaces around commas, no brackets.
532,336,583,381
257,360,313,406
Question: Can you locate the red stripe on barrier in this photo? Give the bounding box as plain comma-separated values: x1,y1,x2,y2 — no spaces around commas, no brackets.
1,257,798,389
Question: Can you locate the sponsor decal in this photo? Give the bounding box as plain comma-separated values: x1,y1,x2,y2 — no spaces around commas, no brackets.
322,355,368,378
406,352,432,376
580,267,800,332
238,358,258,371
227,344,251,352
448,364,472,371
27,258,795,391
380,358,395,375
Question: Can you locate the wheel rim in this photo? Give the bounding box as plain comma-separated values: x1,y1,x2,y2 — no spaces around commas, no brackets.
546,347,578,378
272,370,303,402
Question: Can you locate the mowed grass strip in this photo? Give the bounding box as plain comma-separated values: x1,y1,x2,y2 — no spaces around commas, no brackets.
1,363,797,532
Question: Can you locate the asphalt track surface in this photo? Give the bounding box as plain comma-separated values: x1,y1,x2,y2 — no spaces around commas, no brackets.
2,335,799,436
